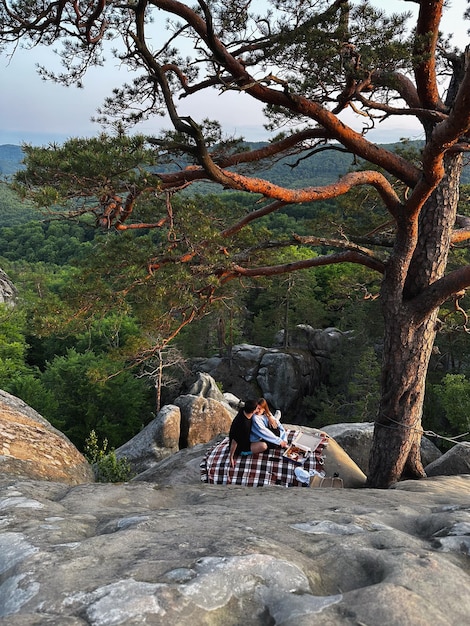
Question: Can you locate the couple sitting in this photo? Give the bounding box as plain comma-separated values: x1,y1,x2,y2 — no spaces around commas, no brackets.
229,398,288,468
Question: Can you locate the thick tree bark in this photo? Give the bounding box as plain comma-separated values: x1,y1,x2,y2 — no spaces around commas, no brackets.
367,310,436,487
368,154,463,488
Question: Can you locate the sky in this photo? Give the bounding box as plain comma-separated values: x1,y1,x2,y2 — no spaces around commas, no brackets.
0,0,469,147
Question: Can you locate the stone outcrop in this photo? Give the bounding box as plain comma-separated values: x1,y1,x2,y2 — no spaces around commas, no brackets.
116,374,367,483
186,371,238,411
116,375,236,474
2,386,470,624
1,475,470,625
139,428,368,489
0,268,17,306
115,376,449,482
192,326,345,417
0,390,93,485
274,324,350,357
173,394,234,448
132,439,212,485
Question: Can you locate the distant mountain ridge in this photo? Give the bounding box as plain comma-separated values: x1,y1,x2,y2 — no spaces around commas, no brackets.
1,142,469,185
0,144,24,177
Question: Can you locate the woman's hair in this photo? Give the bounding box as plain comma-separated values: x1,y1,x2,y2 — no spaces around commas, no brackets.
256,398,273,418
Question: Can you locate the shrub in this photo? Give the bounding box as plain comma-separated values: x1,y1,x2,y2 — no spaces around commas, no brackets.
84,430,134,483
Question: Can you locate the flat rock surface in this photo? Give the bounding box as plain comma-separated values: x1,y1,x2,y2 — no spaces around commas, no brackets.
1,475,470,625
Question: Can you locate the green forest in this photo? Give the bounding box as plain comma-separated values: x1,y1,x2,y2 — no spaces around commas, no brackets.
1,142,470,453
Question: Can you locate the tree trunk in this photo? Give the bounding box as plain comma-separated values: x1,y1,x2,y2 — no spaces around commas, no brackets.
367,309,437,487
368,153,463,488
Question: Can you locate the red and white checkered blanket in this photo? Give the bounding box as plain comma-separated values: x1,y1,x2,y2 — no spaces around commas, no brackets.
200,429,328,487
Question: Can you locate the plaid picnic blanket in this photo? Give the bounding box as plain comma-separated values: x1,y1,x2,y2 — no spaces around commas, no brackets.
200,429,328,487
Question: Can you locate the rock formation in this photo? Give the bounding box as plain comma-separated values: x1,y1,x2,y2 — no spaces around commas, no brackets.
116,375,236,473
114,404,182,474
322,422,443,475
0,268,17,306
425,442,470,476
0,389,93,485
114,375,447,481
192,325,346,416
173,394,234,447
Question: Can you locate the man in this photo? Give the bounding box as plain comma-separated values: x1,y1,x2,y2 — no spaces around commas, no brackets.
229,399,267,467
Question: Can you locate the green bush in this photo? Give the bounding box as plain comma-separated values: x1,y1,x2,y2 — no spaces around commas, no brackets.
84,430,134,483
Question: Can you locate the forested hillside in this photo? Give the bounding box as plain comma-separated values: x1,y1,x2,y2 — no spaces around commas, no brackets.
1,139,470,456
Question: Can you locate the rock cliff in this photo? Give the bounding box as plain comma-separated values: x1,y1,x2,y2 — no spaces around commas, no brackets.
192,326,346,416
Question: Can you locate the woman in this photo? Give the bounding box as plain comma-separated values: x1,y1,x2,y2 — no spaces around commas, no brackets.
250,398,289,451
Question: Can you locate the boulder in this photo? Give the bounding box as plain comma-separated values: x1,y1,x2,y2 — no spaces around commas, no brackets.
257,350,314,415
194,343,268,399
0,389,93,485
132,426,367,489
274,325,346,372
2,390,470,623
115,404,181,474
425,442,470,476
322,422,442,475
321,422,374,474
173,394,233,448
287,425,367,488
222,392,242,411
132,439,213,484
321,436,367,488
195,344,320,416
116,379,234,475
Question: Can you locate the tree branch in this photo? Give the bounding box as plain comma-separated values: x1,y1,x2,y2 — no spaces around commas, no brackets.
293,233,381,261
411,265,470,322
452,214,470,244
414,0,445,112
221,249,385,284
217,169,402,217
150,128,334,189
220,200,287,238
404,62,470,220
355,91,446,124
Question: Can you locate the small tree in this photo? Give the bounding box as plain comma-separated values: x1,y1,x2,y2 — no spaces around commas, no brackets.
2,1,470,487
138,345,189,413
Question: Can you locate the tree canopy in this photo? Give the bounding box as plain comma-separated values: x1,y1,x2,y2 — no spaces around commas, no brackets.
1,0,470,487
